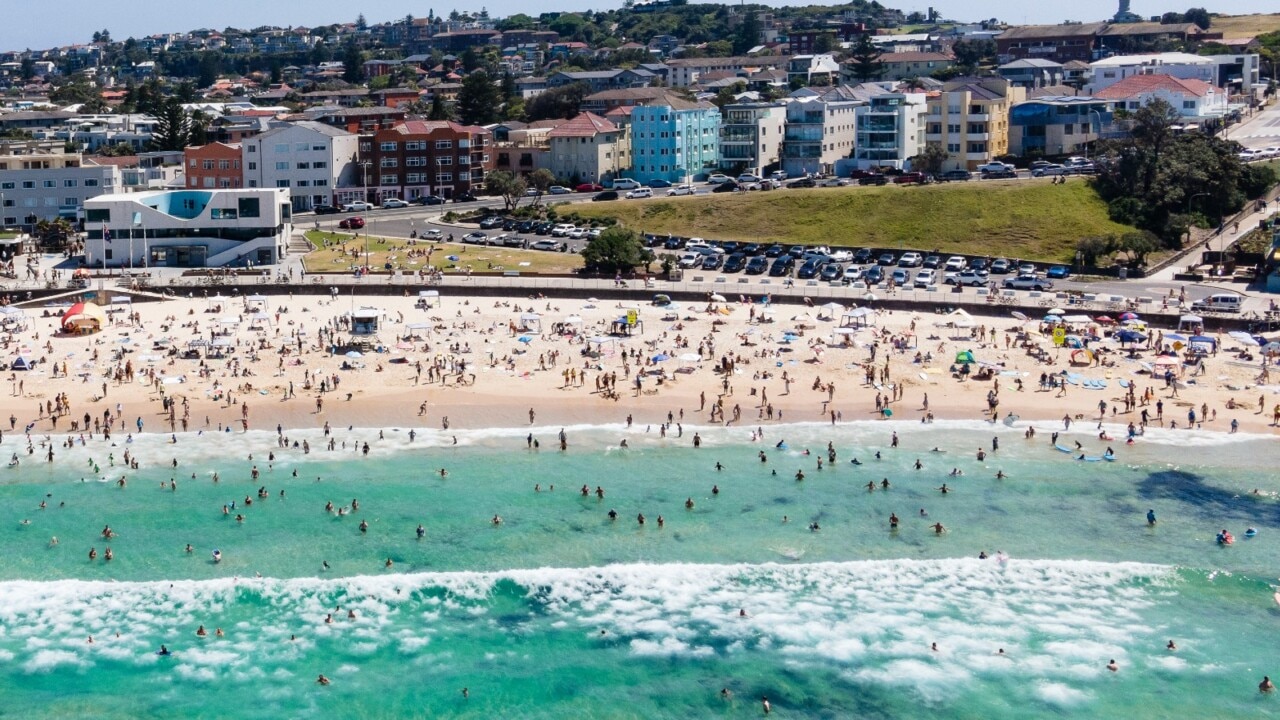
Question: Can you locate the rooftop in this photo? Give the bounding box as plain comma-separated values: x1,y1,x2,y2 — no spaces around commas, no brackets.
547,112,618,138
997,23,1108,41
1093,73,1215,99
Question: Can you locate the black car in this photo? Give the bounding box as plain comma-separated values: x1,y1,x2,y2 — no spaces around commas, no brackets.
787,177,816,188
741,243,761,255
923,255,942,269
858,174,888,186
796,259,821,279
768,257,795,277
765,244,786,258
863,265,884,284
937,169,973,182
968,258,989,272
417,195,446,205
877,252,896,266
503,218,519,231
517,220,536,233
980,169,1017,180
313,204,341,215
723,253,747,273
787,245,806,259
711,181,739,193
534,222,553,235
592,190,619,202
819,263,844,282
720,241,739,254
701,254,724,271
664,236,685,250
745,256,769,275
452,192,477,203
852,248,874,264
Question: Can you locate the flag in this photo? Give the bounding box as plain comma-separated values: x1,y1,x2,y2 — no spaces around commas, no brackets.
102,222,110,245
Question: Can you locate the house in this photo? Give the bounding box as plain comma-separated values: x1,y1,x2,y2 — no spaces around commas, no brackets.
184,143,243,190
1008,96,1112,157
581,87,677,115
310,106,407,134
1086,52,1215,93
546,69,656,94
869,33,938,54
997,59,1065,89
664,56,790,88
788,31,837,57
995,23,1106,65
648,35,682,57
787,54,841,86
424,29,501,53
629,93,721,184
241,121,359,211
355,120,494,204
873,52,956,82
924,77,1025,171
1093,74,1228,130
83,188,291,268
547,112,631,184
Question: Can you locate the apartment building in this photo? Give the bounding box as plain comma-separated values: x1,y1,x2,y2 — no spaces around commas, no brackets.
925,77,1025,171
853,90,927,170
241,121,359,211
628,94,721,184
354,120,494,204
0,152,119,227
547,112,630,185
1009,96,1113,157
184,142,243,190
780,91,860,177
718,102,786,176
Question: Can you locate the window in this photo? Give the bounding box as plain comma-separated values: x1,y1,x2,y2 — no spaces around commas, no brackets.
295,179,309,187
295,142,309,151
273,143,290,153
63,197,76,207
380,174,398,185
276,180,290,188
313,145,325,151
406,157,424,167
249,180,258,187
457,155,469,165
84,179,98,187
1063,123,1074,135
247,145,257,153
203,160,214,170
313,161,327,169
380,158,398,168
203,177,216,188
219,178,232,188
296,162,310,170
437,156,452,166
218,160,230,170
405,141,424,151
967,142,987,153
1183,101,1195,110
248,162,257,170
458,171,470,181
64,179,77,187
189,159,198,167
210,208,238,220
946,143,960,152
434,140,452,149
314,179,328,187
238,197,260,218
947,124,960,134
436,172,452,182
275,162,289,170
380,142,398,152
43,197,57,206
0,182,11,190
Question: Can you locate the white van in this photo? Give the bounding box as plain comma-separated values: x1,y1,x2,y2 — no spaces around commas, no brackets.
610,178,641,190
1191,293,1243,313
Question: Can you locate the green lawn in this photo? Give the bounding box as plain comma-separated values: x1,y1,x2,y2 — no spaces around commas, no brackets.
1210,13,1280,39
569,179,1138,262
302,231,583,275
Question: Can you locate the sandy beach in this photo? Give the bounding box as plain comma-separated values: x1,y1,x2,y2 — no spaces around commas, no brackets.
8,288,1278,443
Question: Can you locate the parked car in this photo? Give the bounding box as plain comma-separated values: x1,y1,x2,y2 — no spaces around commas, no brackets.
723,253,748,273
796,259,822,279
587,228,602,239
503,218,519,231
976,161,1015,174
989,258,1012,274
863,265,884,284
769,170,788,182
1045,265,1071,279
914,269,937,287
858,174,888,186
701,254,724,270
944,256,966,272
548,185,572,195
945,270,987,286
1031,164,1066,177
313,204,340,215
898,252,923,268
711,181,739,193
667,184,696,196
923,255,941,269
417,195,446,205
610,178,641,190
705,173,732,184
843,266,863,283
517,220,536,233
937,169,973,182
980,168,1018,179
1002,275,1053,291
534,222,553,235
893,172,929,184
1017,262,1037,275
646,179,673,188
678,252,702,269
462,232,489,245
741,243,761,255
342,201,374,212
768,257,795,277
890,268,910,286
625,188,653,199
737,173,763,185
500,234,525,248
575,183,604,193
786,245,806,259
568,227,588,239
828,249,853,263
550,223,576,237
852,248,874,264
1191,293,1243,313
819,263,844,282
877,252,896,266
479,216,505,229
786,177,817,189
592,190,619,202
452,192,476,202
338,216,365,230
530,239,562,251
968,258,989,272
818,177,849,187
421,228,442,240
765,244,786,258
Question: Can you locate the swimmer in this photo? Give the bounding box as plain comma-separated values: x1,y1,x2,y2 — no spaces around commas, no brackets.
1262,676,1275,693
889,513,899,529
685,498,694,510
1147,509,1157,526
932,522,945,534
1106,659,1118,672
491,514,502,525
850,458,861,465
914,459,922,470
995,470,1006,479
416,524,425,539
795,470,805,482
317,674,331,686
762,696,771,714
938,483,950,493
196,625,207,637
1166,640,1177,651
949,468,963,476
157,645,171,656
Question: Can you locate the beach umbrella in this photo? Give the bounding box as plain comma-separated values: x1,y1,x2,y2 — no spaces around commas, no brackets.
345,350,362,358
652,353,670,362
863,293,878,302
1115,329,1146,344
1043,314,1062,323
1119,312,1140,321
1228,331,1260,347
954,350,975,364
517,336,533,344
1164,333,1187,343
1153,355,1181,367
1011,311,1029,322
1048,306,1066,315
709,293,727,302
1094,315,1115,324
1263,341,1280,355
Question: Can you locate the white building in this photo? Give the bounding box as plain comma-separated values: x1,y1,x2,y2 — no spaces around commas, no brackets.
780,88,861,177
718,102,787,175
1086,53,1215,93
0,153,120,227
1093,74,1228,126
242,121,358,211
82,188,292,268
853,90,927,170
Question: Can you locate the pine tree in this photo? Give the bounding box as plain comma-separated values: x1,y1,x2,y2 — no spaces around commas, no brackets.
456,70,501,126
150,98,191,151
846,34,884,82
428,94,451,120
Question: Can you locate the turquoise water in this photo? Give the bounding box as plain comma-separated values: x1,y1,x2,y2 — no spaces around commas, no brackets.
3,421,1280,718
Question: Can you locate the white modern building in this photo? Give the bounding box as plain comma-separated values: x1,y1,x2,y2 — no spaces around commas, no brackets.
780,90,860,177
718,102,787,175
0,153,120,227
241,121,359,211
853,90,927,170
82,188,292,268
1086,52,1215,93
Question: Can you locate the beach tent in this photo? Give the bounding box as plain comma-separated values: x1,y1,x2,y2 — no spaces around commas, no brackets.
11,356,33,371
840,307,876,329
1070,348,1094,365
816,302,845,320
246,294,269,310
1115,329,1146,345
587,336,617,357
944,308,975,328
519,312,542,333
60,301,106,332
955,350,975,364
1061,315,1093,325
831,327,859,347
1177,315,1203,332
207,294,228,311
417,290,439,308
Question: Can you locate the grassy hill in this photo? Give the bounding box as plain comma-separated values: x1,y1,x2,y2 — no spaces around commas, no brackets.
568,180,1138,262
1211,13,1280,39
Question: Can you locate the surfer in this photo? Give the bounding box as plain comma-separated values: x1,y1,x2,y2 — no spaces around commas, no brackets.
1147,509,1156,526
1166,640,1177,651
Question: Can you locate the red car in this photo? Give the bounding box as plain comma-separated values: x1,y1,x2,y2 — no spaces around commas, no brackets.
575,183,604,193
893,172,929,185
338,216,366,230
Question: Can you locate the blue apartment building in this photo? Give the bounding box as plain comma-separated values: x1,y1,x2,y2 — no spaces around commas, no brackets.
628,93,721,184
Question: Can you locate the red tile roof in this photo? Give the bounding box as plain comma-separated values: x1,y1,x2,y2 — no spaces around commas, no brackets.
547,112,618,138
1094,73,1214,99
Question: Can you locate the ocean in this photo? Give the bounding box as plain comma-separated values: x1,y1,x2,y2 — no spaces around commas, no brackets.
2,420,1278,718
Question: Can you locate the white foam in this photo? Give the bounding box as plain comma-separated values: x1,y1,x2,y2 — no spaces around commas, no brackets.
1035,680,1091,706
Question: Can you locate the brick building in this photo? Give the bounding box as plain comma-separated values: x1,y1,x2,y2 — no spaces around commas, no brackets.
183,142,243,190
354,121,494,204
